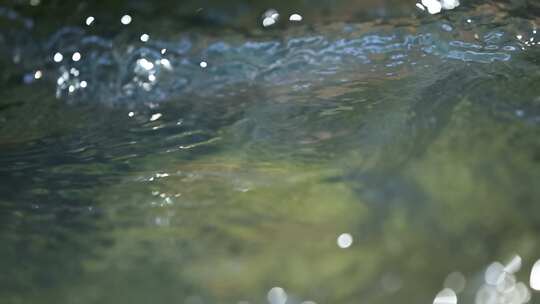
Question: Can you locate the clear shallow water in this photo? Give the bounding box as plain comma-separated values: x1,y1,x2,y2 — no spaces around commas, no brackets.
1,1,540,304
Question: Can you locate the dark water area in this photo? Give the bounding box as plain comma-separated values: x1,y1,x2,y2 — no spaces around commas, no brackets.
1,0,540,303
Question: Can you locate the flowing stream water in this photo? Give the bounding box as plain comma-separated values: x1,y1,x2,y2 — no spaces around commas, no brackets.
0,1,540,303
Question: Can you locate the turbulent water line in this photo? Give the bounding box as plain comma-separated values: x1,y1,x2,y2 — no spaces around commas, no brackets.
1,4,533,106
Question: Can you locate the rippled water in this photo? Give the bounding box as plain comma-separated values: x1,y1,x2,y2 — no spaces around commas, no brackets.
1,1,540,304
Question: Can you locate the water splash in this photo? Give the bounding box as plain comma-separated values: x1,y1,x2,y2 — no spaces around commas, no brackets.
2,3,537,106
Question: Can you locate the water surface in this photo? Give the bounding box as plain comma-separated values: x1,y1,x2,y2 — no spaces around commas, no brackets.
1,1,540,303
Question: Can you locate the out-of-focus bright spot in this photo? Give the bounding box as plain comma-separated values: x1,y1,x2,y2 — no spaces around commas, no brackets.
142,83,152,91
337,233,353,248
441,23,453,32
504,255,522,274
263,17,276,27
267,287,287,304
421,0,442,14
529,259,540,290
516,282,532,303
444,272,466,293
485,262,504,285
433,288,457,304
121,14,132,25
53,52,63,63
148,74,156,82
137,58,154,71
289,13,302,22
496,272,516,293
154,216,170,227
200,61,208,68
262,9,279,27
85,16,95,26
467,19,472,23
475,286,496,304
72,52,81,62
68,85,75,93
440,0,460,10
150,113,162,122
34,70,42,79
416,3,426,11
517,35,523,40
80,80,87,88
70,67,80,77
29,0,40,6
160,58,172,70
476,258,530,304
140,33,150,42
161,48,167,54
128,111,135,117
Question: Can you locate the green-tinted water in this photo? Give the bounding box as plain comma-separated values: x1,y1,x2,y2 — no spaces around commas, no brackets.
1,1,540,303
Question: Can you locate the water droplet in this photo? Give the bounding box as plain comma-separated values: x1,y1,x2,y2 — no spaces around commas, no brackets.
262,9,279,27
485,262,504,285
72,52,81,62
289,14,303,22
337,233,353,248
70,67,80,77
137,58,154,71
263,17,276,27
441,24,453,32
150,113,162,122
529,259,540,290
496,273,516,294
504,255,522,274
421,0,442,14
85,16,95,26
121,14,132,25
433,288,457,304
140,34,150,42
267,287,287,304
440,0,460,10
53,52,63,63
160,58,172,70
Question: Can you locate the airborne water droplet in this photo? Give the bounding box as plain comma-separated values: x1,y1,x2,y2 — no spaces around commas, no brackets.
529,259,540,290
289,14,302,22
267,287,287,304
433,288,457,304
